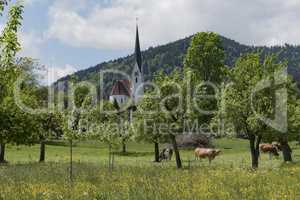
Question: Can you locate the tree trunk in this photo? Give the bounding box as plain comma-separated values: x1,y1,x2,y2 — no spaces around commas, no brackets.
249,135,261,169
170,134,182,169
39,141,46,162
122,140,126,153
154,142,160,162
0,143,7,163
281,141,292,162
108,143,113,171
69,140,73,182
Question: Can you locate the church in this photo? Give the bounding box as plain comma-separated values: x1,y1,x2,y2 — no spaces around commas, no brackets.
109,25,144,107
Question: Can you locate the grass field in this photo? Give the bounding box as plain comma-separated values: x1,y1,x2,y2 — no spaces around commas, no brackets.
0,138,300,200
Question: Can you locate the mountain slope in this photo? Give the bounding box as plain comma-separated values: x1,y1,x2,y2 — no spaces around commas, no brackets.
55,34,300,97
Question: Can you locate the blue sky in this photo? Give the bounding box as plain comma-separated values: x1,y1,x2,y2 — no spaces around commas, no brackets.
22,0,131,63
17,0,133,84
10,0,300,84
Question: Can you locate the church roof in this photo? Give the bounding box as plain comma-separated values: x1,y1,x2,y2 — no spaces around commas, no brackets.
135,25,142,72
110,80,131,97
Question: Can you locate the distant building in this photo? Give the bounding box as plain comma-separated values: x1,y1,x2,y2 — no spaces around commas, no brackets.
109,79,131,106
109,25,144,107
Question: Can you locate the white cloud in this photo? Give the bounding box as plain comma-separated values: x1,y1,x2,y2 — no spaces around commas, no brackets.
48,64,77,84
46,0,300,50
19,31,46,59
23,0,41,6
39,64,77,85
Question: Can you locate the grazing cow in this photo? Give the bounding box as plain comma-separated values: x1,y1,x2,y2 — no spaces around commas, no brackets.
194,148,221,164
259,143,280,159
272,142,282,151
159,148,173,161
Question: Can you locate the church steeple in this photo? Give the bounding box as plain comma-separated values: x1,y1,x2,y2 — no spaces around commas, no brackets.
131,20,143,104
135,23,142,72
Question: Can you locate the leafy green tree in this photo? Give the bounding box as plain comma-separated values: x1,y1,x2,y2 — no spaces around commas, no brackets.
2,58,43,162
0,1,8,13
290,100,300,145
136,93,169,162
184,32,225,83
74,85,90,108
220,53,299,168
86,100,122,168
184,32,226,125
0,1,24,163
62,81,94,178
13,58,57,163
138,70,186,168
270,94,300,162
111,99,132,154
38,112,63,162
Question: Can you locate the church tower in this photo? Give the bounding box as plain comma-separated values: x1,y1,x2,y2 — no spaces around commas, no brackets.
132,24,143,104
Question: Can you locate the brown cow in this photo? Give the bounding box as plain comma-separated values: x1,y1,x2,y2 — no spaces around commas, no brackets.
259,143,280,159
194,148,221,164
272,142,282,151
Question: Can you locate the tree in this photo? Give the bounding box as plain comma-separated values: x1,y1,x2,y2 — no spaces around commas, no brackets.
136,93,169,162
13,59,58,163
111,99,132,154
62,109,80,182
290,102,300,147
0,1,8,13
0,86,41,163
137,70,186,168
0,1,24,163
38,111,63,162
86,100,122,169
62,81,94,179
61,88,92,180
0,66,41,163
184,32,225,83
220,53,299,168
275,95,300,162
184,32,226,126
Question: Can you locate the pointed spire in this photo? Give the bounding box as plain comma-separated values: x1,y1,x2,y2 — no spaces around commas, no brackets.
135,19,142,72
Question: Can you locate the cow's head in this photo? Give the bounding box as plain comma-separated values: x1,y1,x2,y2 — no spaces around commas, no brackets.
214,149,222,156
272,142,282,151
165,148,171,154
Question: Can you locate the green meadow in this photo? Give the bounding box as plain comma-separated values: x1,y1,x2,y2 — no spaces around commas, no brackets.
1,139,300,200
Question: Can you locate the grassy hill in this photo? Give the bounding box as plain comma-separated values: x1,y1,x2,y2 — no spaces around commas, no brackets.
55,34,300,97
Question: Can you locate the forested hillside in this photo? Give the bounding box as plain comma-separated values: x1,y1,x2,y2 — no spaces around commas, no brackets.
55,34,300,97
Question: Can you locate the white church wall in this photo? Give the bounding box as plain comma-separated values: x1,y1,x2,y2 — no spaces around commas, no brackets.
109,95,130,106
132,63,144,104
